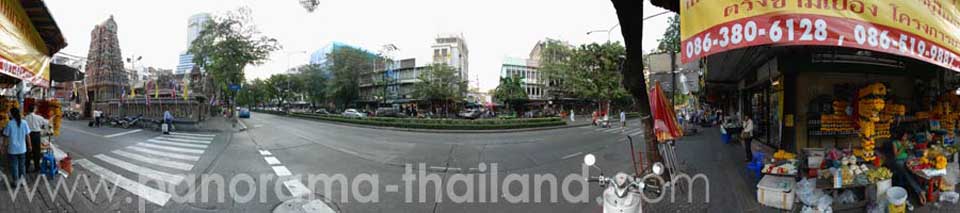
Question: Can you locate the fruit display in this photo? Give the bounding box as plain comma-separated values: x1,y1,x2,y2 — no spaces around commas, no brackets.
773,149,796,160
936,155,947,169
866,167,892,183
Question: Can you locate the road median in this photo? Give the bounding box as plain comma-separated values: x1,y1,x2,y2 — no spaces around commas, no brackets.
252,110,576,133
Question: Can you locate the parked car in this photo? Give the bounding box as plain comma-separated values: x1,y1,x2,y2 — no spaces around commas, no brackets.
375,107,405,117
458,109,482,119
239,108,251,118
342,109,366,118
314,108,331,115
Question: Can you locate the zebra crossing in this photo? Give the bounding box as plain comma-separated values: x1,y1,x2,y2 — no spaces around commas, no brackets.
74,132,217,207
578,120,645,136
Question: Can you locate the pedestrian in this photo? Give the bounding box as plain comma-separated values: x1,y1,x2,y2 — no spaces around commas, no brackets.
163,110,174,134
24,105,48,173
570,109,575,122
741,115,755,162
620,110,627,129
4,107,31,187
93,108,103,127
592,110,598,126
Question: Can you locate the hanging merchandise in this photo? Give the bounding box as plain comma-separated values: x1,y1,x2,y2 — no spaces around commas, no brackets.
856,83,887,165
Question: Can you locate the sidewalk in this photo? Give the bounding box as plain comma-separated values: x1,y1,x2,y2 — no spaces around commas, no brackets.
643,127,960,212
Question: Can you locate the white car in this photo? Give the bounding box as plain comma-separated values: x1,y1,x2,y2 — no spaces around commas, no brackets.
342,109,366,118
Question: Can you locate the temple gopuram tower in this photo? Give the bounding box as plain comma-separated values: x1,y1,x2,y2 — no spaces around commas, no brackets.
84,16,128,102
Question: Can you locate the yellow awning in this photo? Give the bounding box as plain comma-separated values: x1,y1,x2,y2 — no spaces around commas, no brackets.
0,0,51,87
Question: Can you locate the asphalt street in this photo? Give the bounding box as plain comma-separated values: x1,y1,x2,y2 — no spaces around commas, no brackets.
0,113,665,212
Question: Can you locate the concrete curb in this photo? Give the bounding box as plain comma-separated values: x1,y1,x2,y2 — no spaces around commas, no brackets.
260,112,592,134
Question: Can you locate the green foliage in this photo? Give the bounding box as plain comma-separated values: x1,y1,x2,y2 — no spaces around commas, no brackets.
265,73,302,107
537,39,629,104
657,14,681,53
537,39,576,97
296,64,328,107
413,63,466,102
189,7,280,97
286,112,565,130
493,76,527,112
236,78,269,107
326,46,377,108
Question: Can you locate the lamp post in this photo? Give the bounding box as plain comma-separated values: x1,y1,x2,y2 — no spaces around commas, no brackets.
586,24,620,43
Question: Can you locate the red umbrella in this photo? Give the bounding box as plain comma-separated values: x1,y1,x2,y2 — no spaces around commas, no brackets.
650,81,683,142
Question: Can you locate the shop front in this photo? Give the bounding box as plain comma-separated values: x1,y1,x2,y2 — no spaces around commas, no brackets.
685,0,960,211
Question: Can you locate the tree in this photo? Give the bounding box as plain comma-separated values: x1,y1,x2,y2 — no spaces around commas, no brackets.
537,38,577,99
326,46,376,109
189,7,280,106
656,14,680,53
265,74,302,108
294,64,328,108
493,76,528,114
568,42,630,106
613,0,663,169
413,63,467,115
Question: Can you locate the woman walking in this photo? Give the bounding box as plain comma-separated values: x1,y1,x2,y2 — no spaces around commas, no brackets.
4,107,31,187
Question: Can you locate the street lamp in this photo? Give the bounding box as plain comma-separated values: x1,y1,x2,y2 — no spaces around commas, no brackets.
586,24,620,43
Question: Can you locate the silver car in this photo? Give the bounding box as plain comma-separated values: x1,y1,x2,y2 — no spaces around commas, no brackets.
342,109,366,118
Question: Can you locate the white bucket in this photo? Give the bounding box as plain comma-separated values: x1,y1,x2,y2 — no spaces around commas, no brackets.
886,187,907,205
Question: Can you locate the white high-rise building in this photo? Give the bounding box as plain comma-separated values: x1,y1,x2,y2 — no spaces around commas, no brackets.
431,34,469,83
176,13,210,75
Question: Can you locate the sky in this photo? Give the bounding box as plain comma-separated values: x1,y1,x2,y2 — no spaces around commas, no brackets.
44,0,646,92
641,0,674,54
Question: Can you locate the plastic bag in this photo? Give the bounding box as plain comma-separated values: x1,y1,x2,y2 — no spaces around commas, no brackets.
799,189,824,206
51,143,67,161
817,195,833,210
837,190,857,204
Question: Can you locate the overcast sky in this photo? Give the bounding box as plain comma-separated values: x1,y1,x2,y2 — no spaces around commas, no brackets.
44,0,671,91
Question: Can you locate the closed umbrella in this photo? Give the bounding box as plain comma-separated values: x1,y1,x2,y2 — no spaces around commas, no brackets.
650,81,683,142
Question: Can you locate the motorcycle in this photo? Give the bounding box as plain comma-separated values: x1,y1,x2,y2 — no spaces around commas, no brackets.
122,114,143,129
583,136,666,213
64,111,81,120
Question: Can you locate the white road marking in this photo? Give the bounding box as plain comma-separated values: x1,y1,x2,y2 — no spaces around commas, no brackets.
623,129,643,135
603,128,620,133
112,150,193,171
561,152,584,160
264,156,281,165
254,124,264,128
272,166,292,176
104,129,142,138
160,134,214,141
578,126,592,129
147,139,209,149
259,150,272,156
75,159,172,206
153,137,212,144
127,146,200,161
136,143,205,154
283,179,312,197
630,131,644,136
593,127,606,131
170,132,216,137
94,154,184,185
429,166,462,172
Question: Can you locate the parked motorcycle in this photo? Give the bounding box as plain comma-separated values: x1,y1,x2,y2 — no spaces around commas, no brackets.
64,111,81,120
122,114,143,129
583,136,666,213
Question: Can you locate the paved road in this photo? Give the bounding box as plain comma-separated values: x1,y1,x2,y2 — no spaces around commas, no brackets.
8,112,865,212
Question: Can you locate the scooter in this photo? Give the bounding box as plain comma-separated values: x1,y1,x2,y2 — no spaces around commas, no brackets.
583,136,666,213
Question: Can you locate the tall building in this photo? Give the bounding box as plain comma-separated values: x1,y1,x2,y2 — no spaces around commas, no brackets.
176,13,210,75
431,34,469,83
85,16,128,101
309,41,377,77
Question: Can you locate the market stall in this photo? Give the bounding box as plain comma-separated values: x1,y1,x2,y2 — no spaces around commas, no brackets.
1,0,74,177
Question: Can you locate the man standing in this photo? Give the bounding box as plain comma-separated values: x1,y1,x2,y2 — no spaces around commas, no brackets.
163,110,174,134
742,115,755,162
570,109,575,122
24,106,48,172
93,109,103,127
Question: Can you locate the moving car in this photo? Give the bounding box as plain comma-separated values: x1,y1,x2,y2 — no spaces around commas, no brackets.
239,108,251,118
342,109,366,118
375,107,405,117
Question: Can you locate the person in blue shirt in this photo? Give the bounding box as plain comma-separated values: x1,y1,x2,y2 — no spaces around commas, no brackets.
4,107,31,187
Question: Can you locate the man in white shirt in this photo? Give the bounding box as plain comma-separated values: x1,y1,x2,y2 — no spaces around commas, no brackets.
24,106,48,172
93,109,103,127
620,110,627,129
742,115,755,162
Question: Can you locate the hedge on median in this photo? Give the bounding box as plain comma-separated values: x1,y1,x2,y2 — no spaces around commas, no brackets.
253,109,566,130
